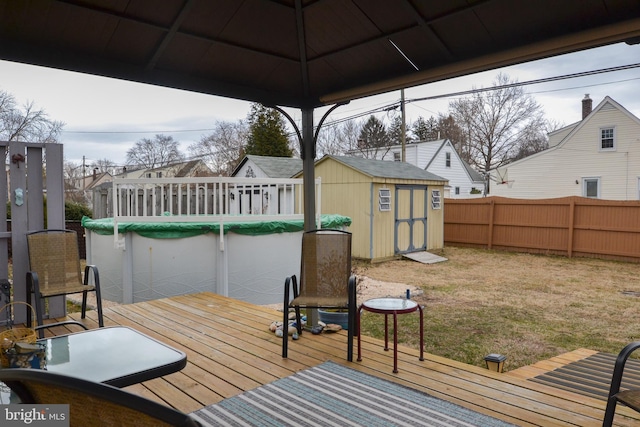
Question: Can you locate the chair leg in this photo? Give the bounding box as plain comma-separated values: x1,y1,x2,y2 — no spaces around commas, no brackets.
347,275,357,362
282,277,291,358
27,272,45,339
81,291,88,319
86,265,104,328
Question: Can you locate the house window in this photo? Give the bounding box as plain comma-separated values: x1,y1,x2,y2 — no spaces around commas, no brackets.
445,152,451,167
393,152,401,162
455,187,460,195
146,172,152,178
431,190,441,209
156,172,163,178
583,177,600,198
379,188,391,211
600,127,615,150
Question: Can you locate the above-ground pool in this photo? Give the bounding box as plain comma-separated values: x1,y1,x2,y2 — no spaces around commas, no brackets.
82,215,351,305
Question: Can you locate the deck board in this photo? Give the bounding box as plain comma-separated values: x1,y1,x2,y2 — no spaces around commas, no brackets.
39,292,640,426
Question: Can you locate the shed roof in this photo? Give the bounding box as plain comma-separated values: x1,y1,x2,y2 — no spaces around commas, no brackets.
320,155,447,183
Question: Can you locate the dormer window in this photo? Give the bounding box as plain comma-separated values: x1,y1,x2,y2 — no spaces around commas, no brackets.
600,127,615,150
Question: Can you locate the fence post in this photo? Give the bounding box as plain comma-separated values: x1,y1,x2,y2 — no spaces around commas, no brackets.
487,199,495,249
567,198,575,258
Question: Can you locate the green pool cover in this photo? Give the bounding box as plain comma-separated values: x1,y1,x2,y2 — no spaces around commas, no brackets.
82,214,352,239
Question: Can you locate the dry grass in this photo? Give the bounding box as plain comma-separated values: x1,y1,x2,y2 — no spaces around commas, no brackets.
354,246,640,372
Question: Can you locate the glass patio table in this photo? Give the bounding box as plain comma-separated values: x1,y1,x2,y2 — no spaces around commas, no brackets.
357,298,424,373
1,326,186,403
39,326,187,387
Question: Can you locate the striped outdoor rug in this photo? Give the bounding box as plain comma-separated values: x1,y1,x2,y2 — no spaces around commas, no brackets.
191,361,516,427
530,352,640,400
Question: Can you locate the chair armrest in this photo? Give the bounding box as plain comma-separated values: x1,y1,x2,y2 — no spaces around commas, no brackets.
35,321,89,333
83,265,100,286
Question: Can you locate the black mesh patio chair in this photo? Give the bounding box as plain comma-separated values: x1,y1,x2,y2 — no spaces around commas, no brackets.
282,229,357,361
26,229,104,338
603,341,640,426
0,368,201,426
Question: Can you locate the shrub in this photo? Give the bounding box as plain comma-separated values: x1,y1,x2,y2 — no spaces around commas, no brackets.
65,201,92,220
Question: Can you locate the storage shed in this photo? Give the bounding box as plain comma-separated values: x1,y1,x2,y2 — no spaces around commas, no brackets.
298,155,448,262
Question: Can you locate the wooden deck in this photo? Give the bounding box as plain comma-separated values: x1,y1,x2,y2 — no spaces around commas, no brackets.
42,292,640,426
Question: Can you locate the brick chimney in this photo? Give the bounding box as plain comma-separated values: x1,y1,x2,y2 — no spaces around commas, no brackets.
582,94,592,119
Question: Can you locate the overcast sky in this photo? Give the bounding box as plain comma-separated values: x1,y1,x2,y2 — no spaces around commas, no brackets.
1,41,639,167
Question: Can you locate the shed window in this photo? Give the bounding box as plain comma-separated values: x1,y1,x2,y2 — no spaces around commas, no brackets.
600,127,615,150
379,188,391,211
431,190,441,209
445,152,451,167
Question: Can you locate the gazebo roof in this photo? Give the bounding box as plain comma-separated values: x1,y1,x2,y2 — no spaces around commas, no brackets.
1,1,639,109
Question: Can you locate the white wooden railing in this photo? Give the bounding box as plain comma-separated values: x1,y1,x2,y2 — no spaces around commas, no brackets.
111,176,321,248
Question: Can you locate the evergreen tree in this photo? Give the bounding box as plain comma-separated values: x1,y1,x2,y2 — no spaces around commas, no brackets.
245,103,292,157
387,116,411,144
411,116,439,141
354,115,391,158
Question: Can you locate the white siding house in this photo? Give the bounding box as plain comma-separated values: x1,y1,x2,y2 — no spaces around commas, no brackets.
230,155,303,215
358,139,485,198
490,96,640,200
232,155,302,178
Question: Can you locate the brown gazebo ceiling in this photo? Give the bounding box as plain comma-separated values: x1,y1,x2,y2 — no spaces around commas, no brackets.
1,0,640,109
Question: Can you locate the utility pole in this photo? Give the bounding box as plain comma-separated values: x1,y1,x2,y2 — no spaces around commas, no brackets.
401,88,406,162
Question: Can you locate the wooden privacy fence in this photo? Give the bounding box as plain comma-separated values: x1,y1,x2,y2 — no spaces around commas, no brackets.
444,196,640,263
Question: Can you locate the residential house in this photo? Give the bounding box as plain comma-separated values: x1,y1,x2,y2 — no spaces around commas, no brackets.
231,155,303,215
490,95,640,200
65,169,112,207
91,159,214,218
356,139,485,198
140,159,213,178
232,154,303,178
294,155,448,262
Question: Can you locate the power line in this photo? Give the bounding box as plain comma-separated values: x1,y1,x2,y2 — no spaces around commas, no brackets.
63,62,640,136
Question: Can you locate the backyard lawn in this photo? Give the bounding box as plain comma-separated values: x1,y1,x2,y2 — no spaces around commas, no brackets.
355,246,640,372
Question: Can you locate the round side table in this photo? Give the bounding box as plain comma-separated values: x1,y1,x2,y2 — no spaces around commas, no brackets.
357,297,424,373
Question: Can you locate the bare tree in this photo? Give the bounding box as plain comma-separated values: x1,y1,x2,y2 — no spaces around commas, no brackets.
126,134,184,168
510,119,564,162
90,158,118,175
314,118,363,157
188,120,248,176
63,160,86,203
449,73,546,173
0,90,64,143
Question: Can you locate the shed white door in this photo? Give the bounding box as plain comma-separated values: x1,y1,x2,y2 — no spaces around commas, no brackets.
394,185,427,254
